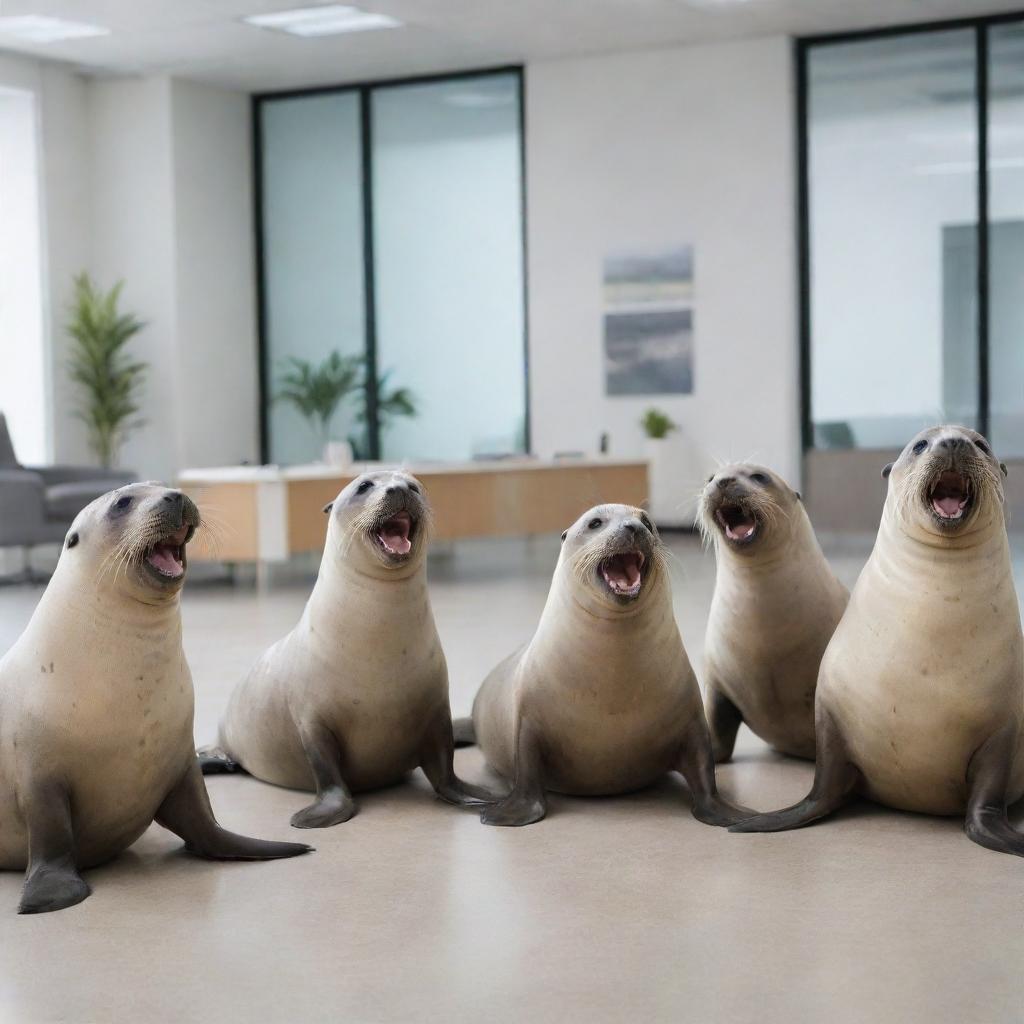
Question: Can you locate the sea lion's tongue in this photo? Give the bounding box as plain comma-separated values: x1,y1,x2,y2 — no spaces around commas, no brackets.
601,552,644,594
931,473,968,519
378,511,412,555
146,526,188,577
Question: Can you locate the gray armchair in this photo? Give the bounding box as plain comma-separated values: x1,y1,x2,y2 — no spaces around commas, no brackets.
0,413,135,575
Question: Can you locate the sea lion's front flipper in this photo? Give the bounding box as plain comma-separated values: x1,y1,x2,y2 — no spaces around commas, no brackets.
676,713,755,826
479,717,547,827
729,705,858,833
196,745,244,775
18,780,91,915
965,723,1024,858
420,706,498,805
704,682,744,765
289,720,358,829
156,760,313,859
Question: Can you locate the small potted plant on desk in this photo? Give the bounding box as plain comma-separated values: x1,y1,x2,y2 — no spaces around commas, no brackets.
640,407,694,528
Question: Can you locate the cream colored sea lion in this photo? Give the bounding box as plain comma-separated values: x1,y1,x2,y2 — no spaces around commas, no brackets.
699,463,848,761
0,483,310,914
469,503,750,827
202,470,493,826
731,426,1024,857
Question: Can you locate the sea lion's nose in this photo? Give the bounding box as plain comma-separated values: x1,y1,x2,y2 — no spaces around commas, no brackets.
717,477,735,490
386,483,407,495
162,490,183,511
621,519,642,535
939,437,970,452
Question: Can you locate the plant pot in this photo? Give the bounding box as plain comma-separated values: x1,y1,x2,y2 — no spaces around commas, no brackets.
643,435,700,528
323,440,354,468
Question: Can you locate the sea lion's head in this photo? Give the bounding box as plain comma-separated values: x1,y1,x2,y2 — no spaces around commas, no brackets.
559,504,664,613
65,482,200,601
883,425,1007,544
325,469,430,577
699,464,802,556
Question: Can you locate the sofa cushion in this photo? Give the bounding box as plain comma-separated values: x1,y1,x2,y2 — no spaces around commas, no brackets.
44,481,117,521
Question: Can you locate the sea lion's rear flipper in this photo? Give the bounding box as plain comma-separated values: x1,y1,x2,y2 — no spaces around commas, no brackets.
156,760,313,859
196,745,244,775
729,705,859,833
289,720,358,829
452,717,476,748
965,723,1024,858
19,780,92,914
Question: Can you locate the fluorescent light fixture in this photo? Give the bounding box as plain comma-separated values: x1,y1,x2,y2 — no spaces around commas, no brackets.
243,4,401,36
0,15,110,43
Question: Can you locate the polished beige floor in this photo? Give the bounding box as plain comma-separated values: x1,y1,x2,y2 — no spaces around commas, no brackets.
1,533,1023,1023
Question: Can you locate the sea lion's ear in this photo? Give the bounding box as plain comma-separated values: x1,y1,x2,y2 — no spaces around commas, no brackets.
66,532,79,549
560,530,568,542
323,502,334,515
1000,462,1008,477
881,463,894,479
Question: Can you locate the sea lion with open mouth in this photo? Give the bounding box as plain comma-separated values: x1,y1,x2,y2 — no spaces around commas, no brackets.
699,464,848,761
730,426,1024,857
467,504,751,827
202,470,494,827
0,483,310,914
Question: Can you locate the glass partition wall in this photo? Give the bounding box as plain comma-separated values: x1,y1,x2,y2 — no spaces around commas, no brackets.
800,16,1024,457
257,69,526,465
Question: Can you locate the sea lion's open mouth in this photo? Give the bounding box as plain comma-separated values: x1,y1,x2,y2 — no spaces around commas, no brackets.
715,505,758,544
376,511,415,557
929,471,972,524
599,550,645,598
144,525,191,579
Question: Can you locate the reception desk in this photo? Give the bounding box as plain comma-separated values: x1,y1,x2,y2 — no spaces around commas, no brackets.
179,458,649,569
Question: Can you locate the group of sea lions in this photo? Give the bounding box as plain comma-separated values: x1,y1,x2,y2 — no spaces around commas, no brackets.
1,423,1021,914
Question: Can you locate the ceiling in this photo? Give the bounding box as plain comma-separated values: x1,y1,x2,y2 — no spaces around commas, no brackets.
1,0,1022,93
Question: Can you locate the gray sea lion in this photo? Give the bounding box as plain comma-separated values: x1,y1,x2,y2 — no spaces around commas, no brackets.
203,470,493,827
469,504,751,827
0,483,310,914
699,463,848,761
731,426,1024,857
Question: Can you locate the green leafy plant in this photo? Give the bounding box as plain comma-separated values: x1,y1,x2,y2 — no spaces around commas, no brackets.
66,273,147,468
275,351,364,452
364,370,417,432
640,408,678,440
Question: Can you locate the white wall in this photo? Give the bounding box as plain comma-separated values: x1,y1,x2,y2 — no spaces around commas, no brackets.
171,78,259,470
525,37,800,488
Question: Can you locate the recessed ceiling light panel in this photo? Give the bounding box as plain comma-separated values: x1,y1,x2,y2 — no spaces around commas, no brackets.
243,4,401,36
0,15,110,43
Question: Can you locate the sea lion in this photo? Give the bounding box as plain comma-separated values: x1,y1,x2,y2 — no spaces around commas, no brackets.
699,463,848,761
731,426,1024,857
469,503,751,827
0,483,310,914
202,470,493,827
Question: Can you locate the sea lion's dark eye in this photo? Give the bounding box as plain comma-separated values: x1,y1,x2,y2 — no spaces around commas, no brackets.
912,440,928,455
66,532,79,549
407,483,420,494
750,473,770,486
588,518,603,530
707,475,714,484
975,440,991,456
640,514,653,532
356,480,374,494
114,495,132,511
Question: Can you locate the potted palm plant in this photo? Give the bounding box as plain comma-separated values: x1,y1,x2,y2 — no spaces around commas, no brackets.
349,370,418,460
640,407,696,528
66,273,147,468
275,351,364,462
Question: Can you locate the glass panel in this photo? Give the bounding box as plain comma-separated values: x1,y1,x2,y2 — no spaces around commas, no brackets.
261,93,366,465
987,21,1024,458
371,73,526,461
807,31,979,449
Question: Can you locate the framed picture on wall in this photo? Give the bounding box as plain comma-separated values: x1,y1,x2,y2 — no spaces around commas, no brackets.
602,245,694,396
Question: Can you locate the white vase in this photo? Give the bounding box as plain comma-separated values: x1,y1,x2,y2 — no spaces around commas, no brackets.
643,435,700,528
323,440,354,468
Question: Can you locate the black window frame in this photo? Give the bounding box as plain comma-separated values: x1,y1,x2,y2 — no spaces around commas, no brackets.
796,11,1024,451
253,65,529,463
